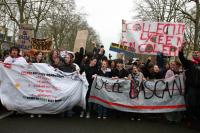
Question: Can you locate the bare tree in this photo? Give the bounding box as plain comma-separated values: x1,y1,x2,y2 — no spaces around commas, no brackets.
135,0,187,22
29,0,54,38
175,0,200,50
44,0,77,49
1,0,29,26
0,0,101,51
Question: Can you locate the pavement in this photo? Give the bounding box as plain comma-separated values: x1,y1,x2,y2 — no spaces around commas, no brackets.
0,111,199,133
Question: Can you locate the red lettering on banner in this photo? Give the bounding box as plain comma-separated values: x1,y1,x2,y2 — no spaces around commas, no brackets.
142,23,157,34
153,44,159,53
163,45,171,56
145,44,154,53
140,32,149,40
163,24,176,35
36,94,52,98
37,89,52,93
21,71,32,76
34,84,45,88
138,43,159,54
165,36,173,45
140,33,158,43
138,44,146,53
36,76,49,81
129,42,135,48
123,21,185,56
176,37,183,47
128,42,136,52
156,23,165,34
162,45,178,56
169,46,178,56
37,80,49,84
149,34,157,43
157,35,165,45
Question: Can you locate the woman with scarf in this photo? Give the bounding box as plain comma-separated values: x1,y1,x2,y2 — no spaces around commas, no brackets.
128,65,145,121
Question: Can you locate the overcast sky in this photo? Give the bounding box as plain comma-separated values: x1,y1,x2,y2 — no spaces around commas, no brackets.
75,0,136,56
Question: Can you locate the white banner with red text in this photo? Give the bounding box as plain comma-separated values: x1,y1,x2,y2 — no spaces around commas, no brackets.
0,63,88,114
122,20,185,56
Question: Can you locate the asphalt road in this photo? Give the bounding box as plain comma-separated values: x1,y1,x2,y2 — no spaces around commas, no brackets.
0,112,199,133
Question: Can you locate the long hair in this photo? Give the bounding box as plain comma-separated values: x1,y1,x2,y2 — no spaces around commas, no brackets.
49,50,59,64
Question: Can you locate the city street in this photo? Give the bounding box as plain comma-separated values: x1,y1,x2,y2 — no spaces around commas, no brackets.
1,1,200,133
0,110,199,133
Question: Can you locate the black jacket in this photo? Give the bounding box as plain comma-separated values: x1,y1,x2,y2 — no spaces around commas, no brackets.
59,63,76,73
111,68,129,78
179,50,200,120
84,65,98,86
179,51,200,89
97,69,112,78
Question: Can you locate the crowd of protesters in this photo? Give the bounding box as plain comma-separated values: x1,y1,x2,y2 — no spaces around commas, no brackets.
0,43,200,128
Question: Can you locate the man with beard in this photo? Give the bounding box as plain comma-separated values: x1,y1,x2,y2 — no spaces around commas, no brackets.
179,43,200,129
